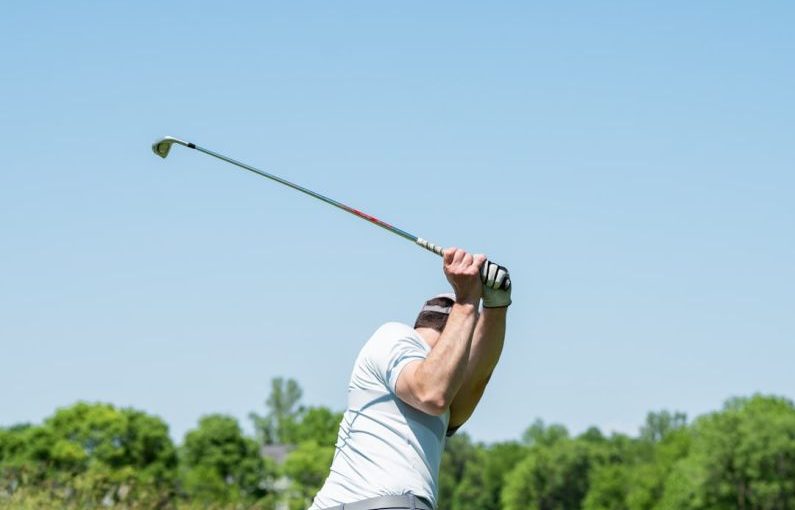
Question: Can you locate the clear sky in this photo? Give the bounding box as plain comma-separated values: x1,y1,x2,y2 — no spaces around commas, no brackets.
1,2,793,444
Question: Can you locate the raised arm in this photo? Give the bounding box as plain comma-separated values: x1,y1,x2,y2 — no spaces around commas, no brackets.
447,308,507,427
395,248,485,416
448,261,511,429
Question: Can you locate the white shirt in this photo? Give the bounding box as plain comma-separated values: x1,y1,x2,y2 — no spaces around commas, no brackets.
308,322,450,510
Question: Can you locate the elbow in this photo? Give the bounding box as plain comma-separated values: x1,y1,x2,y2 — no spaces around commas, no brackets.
419,391,452,416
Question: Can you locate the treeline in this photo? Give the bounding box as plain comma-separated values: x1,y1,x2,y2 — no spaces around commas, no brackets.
1,380,794,510
0,378,339,509
441,395,795,510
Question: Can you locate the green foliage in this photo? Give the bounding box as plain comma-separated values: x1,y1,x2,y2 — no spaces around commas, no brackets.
522,419,570,447
285,406,343,446
3,388,794,510
0,402,177,507
250,377,304,446
658,395,795,510
582,418,691,510
453,441,527,510
180,414,277,505
438,433,478,510
502,435,603,510
250,377,343,451
43,403,177,477
282,440,335,510
583,463,631,510
640,411,687,443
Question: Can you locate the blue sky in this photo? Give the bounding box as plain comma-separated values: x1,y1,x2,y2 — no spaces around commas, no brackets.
1,2,793,443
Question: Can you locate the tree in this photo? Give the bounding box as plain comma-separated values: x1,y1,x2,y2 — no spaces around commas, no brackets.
502,436,602,510
0,403,177,506
286,406,343,447
640,411,687,443
522,419,570,447
437,433,479,510
250,377,304,445
180,414,277,505
625,427,691,509
453,441,527,510
657,395,795,510
282,440,335,510
582,427,691,510
579,426,607,444
0,423,53,493
583,463,631,510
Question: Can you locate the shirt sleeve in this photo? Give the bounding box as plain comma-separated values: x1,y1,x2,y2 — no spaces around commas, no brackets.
366,323,429,394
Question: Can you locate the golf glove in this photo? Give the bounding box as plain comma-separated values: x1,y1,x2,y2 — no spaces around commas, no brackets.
481,261,511,308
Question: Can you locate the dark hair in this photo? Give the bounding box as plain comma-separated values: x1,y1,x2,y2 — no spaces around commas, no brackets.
413,296,455,333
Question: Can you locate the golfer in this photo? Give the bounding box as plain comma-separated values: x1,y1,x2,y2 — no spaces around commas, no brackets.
309,247,511,510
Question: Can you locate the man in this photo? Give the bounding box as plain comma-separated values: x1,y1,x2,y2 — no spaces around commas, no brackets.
309,247,511,510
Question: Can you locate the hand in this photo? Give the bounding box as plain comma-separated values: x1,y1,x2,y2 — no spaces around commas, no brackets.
481,260,511,308
443,248,485,305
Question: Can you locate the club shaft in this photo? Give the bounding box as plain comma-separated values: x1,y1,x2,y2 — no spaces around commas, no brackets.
189,143,444,256
155,136,510,290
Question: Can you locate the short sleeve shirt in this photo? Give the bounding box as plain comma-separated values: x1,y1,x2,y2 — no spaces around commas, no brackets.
308,322,450,510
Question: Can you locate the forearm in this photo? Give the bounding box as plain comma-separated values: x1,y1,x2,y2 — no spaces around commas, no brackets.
448,307,507,426
464,307,507,388
415,303,479,404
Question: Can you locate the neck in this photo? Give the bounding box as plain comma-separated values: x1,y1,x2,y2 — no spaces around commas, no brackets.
415,327,441,348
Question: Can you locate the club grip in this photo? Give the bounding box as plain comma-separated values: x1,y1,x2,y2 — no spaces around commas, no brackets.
418,238,511,291
416,238,444,256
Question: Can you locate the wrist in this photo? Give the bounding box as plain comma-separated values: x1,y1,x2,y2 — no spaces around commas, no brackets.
452,301,479,315
482,305,509,317
453,291,480,307
483,299,511,309
482,288,511,308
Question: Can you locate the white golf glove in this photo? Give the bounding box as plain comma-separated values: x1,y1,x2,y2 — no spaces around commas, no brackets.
481,260,511,308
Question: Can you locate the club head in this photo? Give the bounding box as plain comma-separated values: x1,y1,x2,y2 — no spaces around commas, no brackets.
152,136,190,158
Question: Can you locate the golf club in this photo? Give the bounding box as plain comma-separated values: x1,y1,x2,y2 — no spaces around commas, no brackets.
152,136,510,290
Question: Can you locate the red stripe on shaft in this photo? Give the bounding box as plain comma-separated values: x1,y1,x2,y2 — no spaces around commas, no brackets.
352,208,393,229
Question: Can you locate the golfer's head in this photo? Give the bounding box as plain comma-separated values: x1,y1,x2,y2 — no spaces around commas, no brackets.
414,293,455,333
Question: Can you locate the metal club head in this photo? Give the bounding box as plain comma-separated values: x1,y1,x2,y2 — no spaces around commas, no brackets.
151,136,190,158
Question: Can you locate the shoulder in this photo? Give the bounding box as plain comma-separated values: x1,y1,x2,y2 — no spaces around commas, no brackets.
353,323,430,393
349,323,412,390
366,322,428,353
355,322,429,372
372,321,418,340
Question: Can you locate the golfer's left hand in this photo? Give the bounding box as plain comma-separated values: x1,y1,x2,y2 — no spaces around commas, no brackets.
481,261,511,308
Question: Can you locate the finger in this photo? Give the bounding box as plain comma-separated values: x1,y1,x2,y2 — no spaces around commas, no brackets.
443,247,457,265
453,249,466,266
466,254,484,276
473,254,487,269
500,267,512,290
486,261,499,288
494,266,507,289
